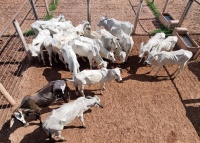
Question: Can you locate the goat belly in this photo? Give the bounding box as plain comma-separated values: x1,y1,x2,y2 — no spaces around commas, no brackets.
75,70,103,84
43,116,64,131
34,93,56,107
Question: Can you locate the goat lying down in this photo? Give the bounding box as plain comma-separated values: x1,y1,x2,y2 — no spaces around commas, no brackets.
42,96,103,141
10,80,69,128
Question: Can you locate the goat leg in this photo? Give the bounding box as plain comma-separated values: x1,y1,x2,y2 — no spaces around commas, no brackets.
146,65,155,74
48,132,52,140
100,82,105,95
153,65,163,78
79,113,86,128
35,113,42,126
55,131,66,141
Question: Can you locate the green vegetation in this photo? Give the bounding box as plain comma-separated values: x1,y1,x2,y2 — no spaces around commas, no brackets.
44,0,59,20
146,0,160,19
23,0,59,36
23,29,35,36
44,13,53,20
146,0,172,35
150,25,173,35
49,3,56,11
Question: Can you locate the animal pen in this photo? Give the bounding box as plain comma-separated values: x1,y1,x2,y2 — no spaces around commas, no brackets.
0,0,200,142
0,0,49,129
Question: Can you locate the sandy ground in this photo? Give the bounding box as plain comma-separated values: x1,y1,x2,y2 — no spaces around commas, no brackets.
0,0,200,143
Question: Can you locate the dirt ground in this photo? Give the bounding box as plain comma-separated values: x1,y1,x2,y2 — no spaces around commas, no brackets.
0,0,200,143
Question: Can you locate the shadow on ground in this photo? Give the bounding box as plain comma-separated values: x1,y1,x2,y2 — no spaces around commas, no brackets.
188,61,200,81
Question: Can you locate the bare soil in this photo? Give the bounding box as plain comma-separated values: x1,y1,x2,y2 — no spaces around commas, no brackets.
0,0,200,143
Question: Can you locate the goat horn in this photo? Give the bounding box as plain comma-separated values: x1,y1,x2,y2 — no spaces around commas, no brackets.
10,116,15,128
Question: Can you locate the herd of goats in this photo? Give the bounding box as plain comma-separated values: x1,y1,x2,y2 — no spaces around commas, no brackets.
9,14,193,141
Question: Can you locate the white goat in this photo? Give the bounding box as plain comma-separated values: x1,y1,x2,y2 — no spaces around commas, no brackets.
61,44,80,77
111,28,134,62
42,96,103,141
154,36,178,52
97,16,134,35
74,36,116,63
69,39,108,69
139,32,165,63
28,29,51,65
67,67,122,96
145,49,193,78
98,29,126,63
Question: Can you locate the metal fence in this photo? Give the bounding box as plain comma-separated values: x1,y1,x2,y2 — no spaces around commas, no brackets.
0,0,48,129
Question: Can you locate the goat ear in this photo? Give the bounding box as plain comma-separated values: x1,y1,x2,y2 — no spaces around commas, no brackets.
10,117,15,128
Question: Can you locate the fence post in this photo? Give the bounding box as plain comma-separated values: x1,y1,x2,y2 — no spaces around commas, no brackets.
13,20,31,60
178,0,194,27
163,0,169,13
193,48,200,60
0,83,16,106
44,0,50,16
29,0,39,20
133,0,143,34
87,0,91,24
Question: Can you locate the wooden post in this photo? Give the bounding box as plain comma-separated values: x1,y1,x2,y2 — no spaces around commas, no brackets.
163,0,169,13
193,48,200,60
29,0,39,20
0,83,16,106
13,20,31,60
87,0,91,24
44,0,50,16
178,0,194,27
133,0,143,34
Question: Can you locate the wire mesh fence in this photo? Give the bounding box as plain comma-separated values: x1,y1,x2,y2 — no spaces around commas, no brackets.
0,0,48,129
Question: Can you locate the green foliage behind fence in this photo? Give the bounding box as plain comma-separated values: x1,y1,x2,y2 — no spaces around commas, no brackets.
146,0,172,35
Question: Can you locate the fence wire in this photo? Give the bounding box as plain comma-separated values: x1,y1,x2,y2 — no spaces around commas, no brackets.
0,0,48,130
